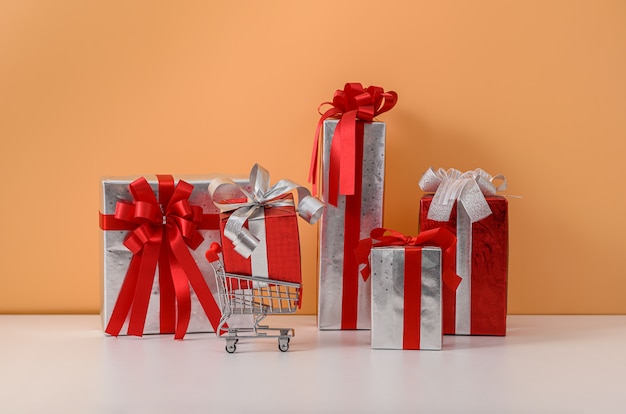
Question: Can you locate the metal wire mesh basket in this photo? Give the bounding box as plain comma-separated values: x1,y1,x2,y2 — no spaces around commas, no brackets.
207,248,301,353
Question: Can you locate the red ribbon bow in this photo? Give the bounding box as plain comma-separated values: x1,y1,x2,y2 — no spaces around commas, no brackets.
356,227,462,291
308,83,398,206
99,175,223,339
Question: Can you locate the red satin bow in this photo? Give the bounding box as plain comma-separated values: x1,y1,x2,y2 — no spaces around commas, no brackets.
356,227,462,291
101,175,222,339
308,83,398,206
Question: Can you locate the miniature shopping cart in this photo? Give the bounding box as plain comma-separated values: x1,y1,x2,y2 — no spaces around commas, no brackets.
206,245,301,353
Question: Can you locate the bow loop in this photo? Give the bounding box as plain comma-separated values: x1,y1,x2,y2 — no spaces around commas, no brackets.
418,167,506,223
115,178,162,225
167,198,193,220
130,201,162,224
123,222,159,254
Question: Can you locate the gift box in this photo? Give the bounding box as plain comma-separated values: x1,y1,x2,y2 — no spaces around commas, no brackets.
209,164,323,287
418,168,509,336
99,174,250,339
357,227,459,350
370,247,443,350
218,194,301,284
309,83,398,330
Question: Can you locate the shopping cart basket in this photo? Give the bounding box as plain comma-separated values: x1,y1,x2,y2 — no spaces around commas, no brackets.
206,244,301,353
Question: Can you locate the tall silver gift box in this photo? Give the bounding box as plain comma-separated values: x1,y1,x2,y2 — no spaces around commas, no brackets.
318,119,385,330
100,175,249,335
371,246,443,350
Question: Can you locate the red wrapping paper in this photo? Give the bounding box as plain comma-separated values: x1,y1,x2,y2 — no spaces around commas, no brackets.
419,195,508,336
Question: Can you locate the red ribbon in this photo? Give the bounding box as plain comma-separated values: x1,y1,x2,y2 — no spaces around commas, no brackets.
99,175,223,339
403,248,422,349
340,121,364,329
356,227,462,292
308,83,398,206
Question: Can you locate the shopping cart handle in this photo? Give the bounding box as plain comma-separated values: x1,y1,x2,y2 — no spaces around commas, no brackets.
205,242,222,263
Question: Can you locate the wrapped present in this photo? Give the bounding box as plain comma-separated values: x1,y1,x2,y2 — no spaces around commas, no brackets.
418,167,509,336
357,228,460,350
208,164,323,288
309,83,398,330
99,174,249,339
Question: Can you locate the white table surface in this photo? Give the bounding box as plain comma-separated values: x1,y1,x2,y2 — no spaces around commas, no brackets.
0,315,624,414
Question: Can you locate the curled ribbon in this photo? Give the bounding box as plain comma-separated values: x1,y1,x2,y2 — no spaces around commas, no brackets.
308,82,398,206
209,164,324,259
356,227,461,291
418,167,507,223
100,175,223,339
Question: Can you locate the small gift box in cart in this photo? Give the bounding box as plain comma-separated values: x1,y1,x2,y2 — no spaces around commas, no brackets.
206,164,324,352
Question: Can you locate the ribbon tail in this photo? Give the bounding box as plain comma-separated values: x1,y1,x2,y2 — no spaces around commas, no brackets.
104,253,142,336
127,240,161,336
169,230,225,333
158,240,176,334
169,257,192,340
460,180,493,222
308,120,322,196
327,118,343,207
310,107,345,196
223,206,261,259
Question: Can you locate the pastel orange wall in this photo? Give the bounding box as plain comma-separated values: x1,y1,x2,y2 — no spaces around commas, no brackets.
1,1,624,315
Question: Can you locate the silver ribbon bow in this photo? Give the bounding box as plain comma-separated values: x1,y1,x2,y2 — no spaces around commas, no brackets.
418,167,507,223
208,164,324,259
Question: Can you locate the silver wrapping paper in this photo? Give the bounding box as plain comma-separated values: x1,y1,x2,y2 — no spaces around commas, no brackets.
100,175,251,335
370,247,443,350
318,119,385,330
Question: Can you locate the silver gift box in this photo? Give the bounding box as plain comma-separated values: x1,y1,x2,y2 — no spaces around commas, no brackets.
371,246,443,350
100,175,250,335
318,119,385,330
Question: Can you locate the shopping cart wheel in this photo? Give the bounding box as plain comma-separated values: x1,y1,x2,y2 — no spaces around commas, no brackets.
225,342,237,353
278,338,289,352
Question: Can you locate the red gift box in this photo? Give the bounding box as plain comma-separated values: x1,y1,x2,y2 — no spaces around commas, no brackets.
209,164,323,291
418,167,509,336
419,195,508,336
219,196,302,284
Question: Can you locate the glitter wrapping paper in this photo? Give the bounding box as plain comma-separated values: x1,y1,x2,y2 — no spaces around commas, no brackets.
318,119,385,330
419,195,508,336
371,246,443,350
100,175,250,336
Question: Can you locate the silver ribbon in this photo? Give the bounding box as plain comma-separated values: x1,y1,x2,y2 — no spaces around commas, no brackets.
208,164,324,259
418,167,506,223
